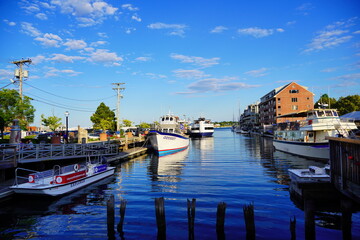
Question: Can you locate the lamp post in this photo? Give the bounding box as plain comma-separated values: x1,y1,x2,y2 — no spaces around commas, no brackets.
65,111,69,143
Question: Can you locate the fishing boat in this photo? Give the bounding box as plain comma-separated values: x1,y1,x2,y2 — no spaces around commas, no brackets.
10,158,115,196
148,113,189,157
288,165,330,184
189,117,214,138
273,109,357,160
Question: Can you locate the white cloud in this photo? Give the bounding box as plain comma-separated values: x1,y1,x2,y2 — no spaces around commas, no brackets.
63,39,87,50
35,33,62,47
21,22,41,37
125,27,136,34
98,32,108,38
296,3,314,16
171,54,220,68
131,14,141,22
145,73,167,79
135,57,152,62
31,55,47,65
173,69,210,79
148,22,187,37
210,26,228,33
0,69,13,80
44,67,82,77
50,54,85,63
238,27,283,38
245,68,268,77
90,41,107,47
122,4,139,11
88,49,123,66
4,19,16,26
35,13,48,20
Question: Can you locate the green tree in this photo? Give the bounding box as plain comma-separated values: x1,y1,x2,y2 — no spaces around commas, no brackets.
138,122,150,129
0,89,35,133
41,114,62,132
314,94,337,108
122,119,132,127
90,102,115,132
334,95,360,115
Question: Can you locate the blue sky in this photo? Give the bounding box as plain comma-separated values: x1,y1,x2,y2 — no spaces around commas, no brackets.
0,0,359,128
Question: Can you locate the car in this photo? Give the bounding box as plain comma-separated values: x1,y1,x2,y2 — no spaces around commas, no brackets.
88,133,100,140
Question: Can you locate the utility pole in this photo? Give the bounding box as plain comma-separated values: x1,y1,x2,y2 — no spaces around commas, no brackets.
12,58,32,100
112,83,125,133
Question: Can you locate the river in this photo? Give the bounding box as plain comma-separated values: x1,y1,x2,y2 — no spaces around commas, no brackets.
0,128,359,239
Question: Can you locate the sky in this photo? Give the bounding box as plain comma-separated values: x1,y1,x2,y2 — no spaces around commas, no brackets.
0,0,359,128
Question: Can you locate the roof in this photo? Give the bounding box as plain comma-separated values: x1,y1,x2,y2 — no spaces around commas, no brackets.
341,111,360,120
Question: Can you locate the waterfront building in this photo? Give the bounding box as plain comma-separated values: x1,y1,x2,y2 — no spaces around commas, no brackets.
259,82,314,126
239,102,260,131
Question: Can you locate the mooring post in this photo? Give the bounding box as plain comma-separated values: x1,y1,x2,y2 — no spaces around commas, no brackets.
243,203,255,240
107,194,115,240
155,197,166,240
341,198,353,240
187,198,196,240
117,199,127,237
304,199,315,240
216,202,227,240
290,216,296,240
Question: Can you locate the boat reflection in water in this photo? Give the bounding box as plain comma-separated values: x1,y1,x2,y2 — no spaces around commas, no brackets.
148,148,189,192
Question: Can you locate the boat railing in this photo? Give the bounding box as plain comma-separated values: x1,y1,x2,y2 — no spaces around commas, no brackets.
13,167,51,186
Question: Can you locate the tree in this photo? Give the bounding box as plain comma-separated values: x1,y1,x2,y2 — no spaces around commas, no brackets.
41,114,62,132
314,94,337,109
122,119,132,127
90,102,115,132
0,89,35,132
138,122,150,129
334,95,360,115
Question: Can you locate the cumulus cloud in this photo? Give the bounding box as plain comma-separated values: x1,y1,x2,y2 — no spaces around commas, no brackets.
171,54,220,68
21,22,41,37
63,39,87,50
131,14,141,22
35,33,62,47
88,49,123,66
122,4,139,11
135,57,152,62
50,54,85,63
238,27,284,38
4,19,16,26
35,13,48,20
31,55,47,65
90,41,107,47
210,26,228,33
45,67,82,77
244,68,268,77
148,22,187,37
173,69,210,79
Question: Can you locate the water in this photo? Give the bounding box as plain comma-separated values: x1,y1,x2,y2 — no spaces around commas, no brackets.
1,128,359,239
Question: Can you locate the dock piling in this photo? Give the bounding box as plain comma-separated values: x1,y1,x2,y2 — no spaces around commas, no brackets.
216,201,227,240
243,203,255,240
155,197,166,240
187,198,196,240
304,199,315,240
107,194,115,240
117,199,127,237
290,216,296,240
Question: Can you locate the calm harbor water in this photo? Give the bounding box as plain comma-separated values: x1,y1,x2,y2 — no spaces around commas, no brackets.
1,128,359,239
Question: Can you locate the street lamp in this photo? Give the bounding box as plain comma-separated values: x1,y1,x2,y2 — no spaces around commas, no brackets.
65,111,69,143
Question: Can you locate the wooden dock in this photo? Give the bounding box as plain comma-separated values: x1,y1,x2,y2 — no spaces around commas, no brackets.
106,147,148,163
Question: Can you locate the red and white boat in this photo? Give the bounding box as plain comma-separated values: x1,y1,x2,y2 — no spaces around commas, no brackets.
10,159,115,197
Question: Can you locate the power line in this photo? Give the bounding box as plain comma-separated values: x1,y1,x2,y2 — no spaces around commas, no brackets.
0,82,14,90
24,82,116,102
30,97,95,113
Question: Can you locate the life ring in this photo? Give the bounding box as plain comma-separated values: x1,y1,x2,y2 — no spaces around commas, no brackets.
56,176,63,184
28,175,34,183
74,164,80,172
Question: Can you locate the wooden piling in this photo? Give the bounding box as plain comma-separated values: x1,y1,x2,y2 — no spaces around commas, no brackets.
341,199,353,240
304,199,315,240
107,194,115,240
187,198,196,240
117,199,127,237
216,202,227,240
243,203,255,240
290,216,296,240
155,197,166,240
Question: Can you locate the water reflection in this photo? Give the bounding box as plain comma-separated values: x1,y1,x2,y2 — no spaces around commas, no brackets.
148,148,189,192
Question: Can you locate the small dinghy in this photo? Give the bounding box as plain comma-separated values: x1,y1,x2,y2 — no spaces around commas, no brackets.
288,165,330,184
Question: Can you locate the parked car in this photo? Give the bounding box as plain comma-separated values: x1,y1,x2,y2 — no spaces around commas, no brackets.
88,133,100,140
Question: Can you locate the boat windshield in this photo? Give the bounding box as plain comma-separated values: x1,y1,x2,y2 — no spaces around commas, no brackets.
317,110,325,117
325,110,333,117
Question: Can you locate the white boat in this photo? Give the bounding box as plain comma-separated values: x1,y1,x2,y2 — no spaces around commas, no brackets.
10,158,115,196
148,113,189,157
273,109,357,160
288,165,330,184
189,117,214,137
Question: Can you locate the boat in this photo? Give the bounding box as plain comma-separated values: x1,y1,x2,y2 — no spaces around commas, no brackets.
273,109,357,160
288,165,330,184
10,157,115,196
148,113,190,157
189,117,214,137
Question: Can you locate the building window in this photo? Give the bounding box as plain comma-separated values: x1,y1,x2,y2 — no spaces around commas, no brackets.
292,105,298,110
289,90,299,93
291,98,298,102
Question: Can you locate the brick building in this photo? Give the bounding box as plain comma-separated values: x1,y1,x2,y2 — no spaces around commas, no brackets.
259,82,314,126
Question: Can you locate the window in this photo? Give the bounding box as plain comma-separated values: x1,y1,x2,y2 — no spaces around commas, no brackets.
289,90,299,93
291,98,298,102
292,105,298,110
278,98,281,104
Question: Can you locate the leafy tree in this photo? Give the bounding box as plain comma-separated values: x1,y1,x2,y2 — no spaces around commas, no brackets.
138,122,150,129
0,89,35,132
314,94,337,108
122,119,132,127
41,114,62,132
90,102,115,132
334,95,360,115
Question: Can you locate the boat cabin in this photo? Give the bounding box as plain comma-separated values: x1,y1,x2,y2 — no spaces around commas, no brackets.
158,114,181,133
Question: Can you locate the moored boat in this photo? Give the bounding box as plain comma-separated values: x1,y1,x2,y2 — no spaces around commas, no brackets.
189,117,214,138
148,113,189,157
10,158,115,196
273,109,357,160
288,165,330,184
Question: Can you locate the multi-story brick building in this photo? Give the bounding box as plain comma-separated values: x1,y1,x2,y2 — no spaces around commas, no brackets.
259,82,314,126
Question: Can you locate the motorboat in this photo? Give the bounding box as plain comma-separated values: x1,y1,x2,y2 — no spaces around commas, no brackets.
10,158,115,196
148,113,189,157
273,109,357,160
189,117,214,137
288,165,330,184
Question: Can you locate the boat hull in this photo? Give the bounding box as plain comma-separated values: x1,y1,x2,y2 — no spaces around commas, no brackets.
189,131,213,138
10,167,115,196
273,140,329,160
148,131,189,157
288,169,330,184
